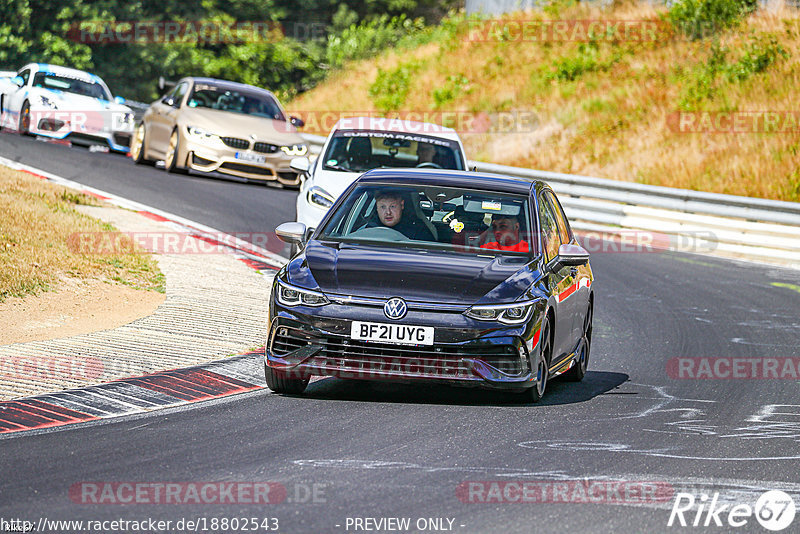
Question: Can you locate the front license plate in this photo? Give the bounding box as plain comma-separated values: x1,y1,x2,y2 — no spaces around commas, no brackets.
235,151,266,164
351,321,434,346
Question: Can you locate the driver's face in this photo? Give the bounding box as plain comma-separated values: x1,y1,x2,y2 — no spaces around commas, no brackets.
377,197,404,227
417,144,435,162
492,217,520,245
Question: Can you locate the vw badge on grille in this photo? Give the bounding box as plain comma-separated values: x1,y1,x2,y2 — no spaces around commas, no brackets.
384,297,407,320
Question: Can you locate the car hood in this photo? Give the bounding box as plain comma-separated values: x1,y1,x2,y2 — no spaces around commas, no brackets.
288,241,539,305
308,168,363,204
36,90,132,113
177,108,304,145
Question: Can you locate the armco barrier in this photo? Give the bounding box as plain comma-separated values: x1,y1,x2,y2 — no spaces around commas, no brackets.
300,133,800,268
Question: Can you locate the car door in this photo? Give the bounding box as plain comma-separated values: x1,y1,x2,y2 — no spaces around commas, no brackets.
537,191,575,363
149,81,188,156
545,190,586,348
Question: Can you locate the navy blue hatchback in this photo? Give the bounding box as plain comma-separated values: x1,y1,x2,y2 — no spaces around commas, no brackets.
267,169,593,402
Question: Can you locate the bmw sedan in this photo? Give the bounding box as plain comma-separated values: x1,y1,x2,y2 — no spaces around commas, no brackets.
267,169,594,402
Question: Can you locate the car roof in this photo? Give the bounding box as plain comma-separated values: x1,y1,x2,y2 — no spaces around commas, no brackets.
331,116,462,142
356,168,537,195
28,63,104,84
185,77,277,97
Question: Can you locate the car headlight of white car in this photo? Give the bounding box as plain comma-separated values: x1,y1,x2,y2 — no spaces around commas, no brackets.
464,301,537,325
38,95,58,109
307,186,335,209
186,125,224,147
281,144,308,156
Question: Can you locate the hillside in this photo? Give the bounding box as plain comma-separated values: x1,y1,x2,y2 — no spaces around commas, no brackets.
287,1,800,201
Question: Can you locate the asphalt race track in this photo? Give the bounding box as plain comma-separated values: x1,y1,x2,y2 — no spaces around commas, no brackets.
2,135,800,533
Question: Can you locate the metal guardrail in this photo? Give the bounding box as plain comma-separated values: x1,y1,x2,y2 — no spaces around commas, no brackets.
300,133,800,267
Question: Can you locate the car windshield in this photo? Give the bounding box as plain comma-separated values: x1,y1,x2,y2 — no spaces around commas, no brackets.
187,85,285,120
317,183,538,256
32,73,110,100
321,131,465,173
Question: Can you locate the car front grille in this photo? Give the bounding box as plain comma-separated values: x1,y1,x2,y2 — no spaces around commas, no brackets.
271,327,524,378
221,137,250,149
253,142,279,153
219,162,273,175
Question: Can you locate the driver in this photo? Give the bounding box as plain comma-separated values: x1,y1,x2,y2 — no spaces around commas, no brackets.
368,191,434,241
416,143,438,167
480,214,530,252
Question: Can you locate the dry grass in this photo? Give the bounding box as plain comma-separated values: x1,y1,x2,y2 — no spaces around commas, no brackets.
288,1,800,201
0,165,165,302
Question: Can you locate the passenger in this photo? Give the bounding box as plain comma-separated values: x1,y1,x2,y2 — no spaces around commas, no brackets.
480,214,530,252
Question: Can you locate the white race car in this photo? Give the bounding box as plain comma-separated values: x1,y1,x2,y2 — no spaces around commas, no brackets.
293,117,468,231
0,63,135,152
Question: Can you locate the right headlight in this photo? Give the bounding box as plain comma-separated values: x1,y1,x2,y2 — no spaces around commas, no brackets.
276,280,329,307
186,125,224,146
464,301,536,325
307,186,335,209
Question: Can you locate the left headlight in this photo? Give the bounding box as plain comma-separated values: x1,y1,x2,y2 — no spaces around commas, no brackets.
281,144,308,156
464,301,536,325
276,281,329,307
307,186,335,209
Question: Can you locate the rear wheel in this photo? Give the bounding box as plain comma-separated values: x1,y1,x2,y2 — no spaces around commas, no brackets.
131,123,156,166
519,320,551,403
18,100,31,136
564,304,592,382
264,362,309,394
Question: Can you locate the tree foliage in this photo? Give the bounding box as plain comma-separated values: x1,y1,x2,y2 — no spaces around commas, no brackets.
0,0,458,102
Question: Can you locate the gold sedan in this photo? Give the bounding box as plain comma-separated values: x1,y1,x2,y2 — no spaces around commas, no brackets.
130,77,307,187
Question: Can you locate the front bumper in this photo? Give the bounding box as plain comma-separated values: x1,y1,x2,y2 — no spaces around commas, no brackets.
28,109,133,152
185,139,301,185
265,304,541,391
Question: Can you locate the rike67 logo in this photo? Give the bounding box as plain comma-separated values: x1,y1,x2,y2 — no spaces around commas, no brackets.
668,490,796,531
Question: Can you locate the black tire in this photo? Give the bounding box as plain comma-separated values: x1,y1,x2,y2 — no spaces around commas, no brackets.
131,123,156,166
165,129,188,174
264,362,309,394
0,96,4,131
518,320,551,403
564,304,592,382
18,100,31,136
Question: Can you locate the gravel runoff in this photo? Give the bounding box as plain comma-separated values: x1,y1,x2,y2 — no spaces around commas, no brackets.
0,206,274,401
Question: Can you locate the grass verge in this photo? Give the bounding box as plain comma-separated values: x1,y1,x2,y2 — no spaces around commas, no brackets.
0,165,165,302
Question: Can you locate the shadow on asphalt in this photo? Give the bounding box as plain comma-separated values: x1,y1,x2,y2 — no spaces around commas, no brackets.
291,371,629,407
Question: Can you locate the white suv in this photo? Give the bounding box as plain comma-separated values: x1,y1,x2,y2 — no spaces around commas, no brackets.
293,117,468,231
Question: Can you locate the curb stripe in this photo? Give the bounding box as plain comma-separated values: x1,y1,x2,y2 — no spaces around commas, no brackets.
0,353,265,435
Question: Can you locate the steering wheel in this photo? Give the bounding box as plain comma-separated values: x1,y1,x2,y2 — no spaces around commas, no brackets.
350,225,408,241
416,162,442,169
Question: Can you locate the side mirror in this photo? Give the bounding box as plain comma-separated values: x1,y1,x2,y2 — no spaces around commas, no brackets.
12,76,24,87
289,157,310,174
114,96,126,105
161,96,175,107
549,243,590,271
290,116,304,128
276,222,308,246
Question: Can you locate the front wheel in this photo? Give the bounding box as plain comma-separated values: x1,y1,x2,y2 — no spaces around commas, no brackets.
18,100,31,136
165,129,188,174
264,363,309,394
518,321,551,403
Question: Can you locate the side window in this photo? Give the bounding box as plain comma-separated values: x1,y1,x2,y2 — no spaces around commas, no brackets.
545,191,572,245
170,82,189,107
537,193,560,262
18,69,31,85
